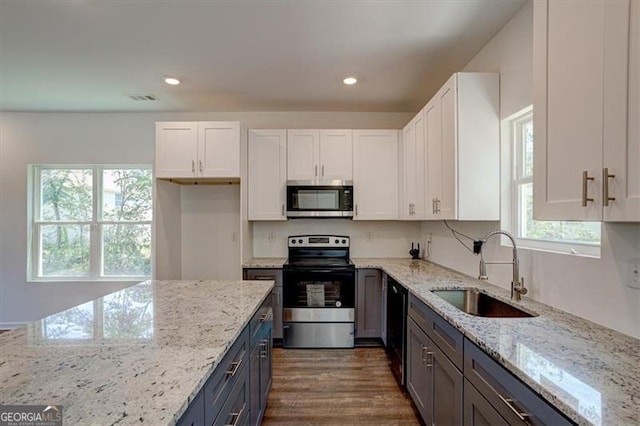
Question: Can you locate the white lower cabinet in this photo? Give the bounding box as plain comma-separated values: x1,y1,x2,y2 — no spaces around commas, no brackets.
352,130,400,220
248,129,287,221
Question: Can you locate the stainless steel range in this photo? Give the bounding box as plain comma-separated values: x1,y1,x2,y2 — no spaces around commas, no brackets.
282,235,355,348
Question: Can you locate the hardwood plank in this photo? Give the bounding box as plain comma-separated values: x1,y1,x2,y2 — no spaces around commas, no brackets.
262,347,421,425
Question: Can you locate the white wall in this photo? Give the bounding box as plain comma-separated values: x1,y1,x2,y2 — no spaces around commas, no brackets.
420,1,640,339
253,220,422,258
0,111,411,327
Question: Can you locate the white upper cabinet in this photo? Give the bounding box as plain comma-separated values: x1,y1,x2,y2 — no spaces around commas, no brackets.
533,0,639,221
353,130,400,220
401,109,426,220
287,129,352,181
248,129,287,221
424,73,500,221
603,0,640,221
155,121,240,179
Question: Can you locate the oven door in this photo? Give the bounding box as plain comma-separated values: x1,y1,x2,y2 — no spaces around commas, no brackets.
283,269,355,311
283,268,355,348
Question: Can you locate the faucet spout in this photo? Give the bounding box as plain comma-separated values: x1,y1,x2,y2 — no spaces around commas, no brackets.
476,230,527,301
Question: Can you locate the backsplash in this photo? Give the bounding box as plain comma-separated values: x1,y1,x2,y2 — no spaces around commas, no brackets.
252,220,422,258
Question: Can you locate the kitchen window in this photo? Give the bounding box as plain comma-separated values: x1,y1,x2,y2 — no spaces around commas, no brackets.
28,165,153,281
510,108,600,256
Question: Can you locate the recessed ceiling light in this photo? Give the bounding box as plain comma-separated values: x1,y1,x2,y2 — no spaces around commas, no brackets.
343,77,357,85
164,77,180,85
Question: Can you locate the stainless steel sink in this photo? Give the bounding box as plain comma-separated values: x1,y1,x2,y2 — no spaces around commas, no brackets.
431,289,538,318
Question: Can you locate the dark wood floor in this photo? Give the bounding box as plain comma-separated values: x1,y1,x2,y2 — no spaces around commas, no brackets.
262,347,421,425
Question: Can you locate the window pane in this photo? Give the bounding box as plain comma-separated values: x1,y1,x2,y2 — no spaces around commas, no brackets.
102,224,151,276
523,119,534,177
102,169,152,221
42,301,94,340
519,182,600,244
40,169,93,221
40,224,90,276
103,284,153,338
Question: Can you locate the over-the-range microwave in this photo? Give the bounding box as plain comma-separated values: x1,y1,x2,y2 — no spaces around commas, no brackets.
286,180,353,218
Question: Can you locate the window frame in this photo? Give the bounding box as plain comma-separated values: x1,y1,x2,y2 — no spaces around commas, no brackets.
28,164,153,282
506,107,601,257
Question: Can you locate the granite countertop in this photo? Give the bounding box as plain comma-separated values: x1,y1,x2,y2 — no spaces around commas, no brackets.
352,258,640,426
242,258,286,268
0,279,274,425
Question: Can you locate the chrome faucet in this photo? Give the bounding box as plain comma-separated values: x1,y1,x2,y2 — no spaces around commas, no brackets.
477,230,527,301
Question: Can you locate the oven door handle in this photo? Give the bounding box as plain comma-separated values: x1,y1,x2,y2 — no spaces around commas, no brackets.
287,268,354,274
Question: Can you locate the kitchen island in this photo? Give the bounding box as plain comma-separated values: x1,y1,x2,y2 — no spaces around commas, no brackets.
0,279,274,425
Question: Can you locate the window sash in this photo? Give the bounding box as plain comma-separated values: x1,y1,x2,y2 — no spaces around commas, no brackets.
30,165,152,281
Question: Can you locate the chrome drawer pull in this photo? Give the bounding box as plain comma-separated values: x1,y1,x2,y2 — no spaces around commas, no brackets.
497,393,529,422
225,359,242,378
224,405,245,426
425,350,433,368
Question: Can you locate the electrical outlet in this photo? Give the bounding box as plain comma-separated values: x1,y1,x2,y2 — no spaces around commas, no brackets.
426,233,432,244
231,232,238,243
268,232,276,243
629,258,640,290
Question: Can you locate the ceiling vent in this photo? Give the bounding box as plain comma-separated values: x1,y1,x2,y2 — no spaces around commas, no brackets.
127,94,158,101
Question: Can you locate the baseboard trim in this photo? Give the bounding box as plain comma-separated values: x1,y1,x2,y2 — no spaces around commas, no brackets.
0,322,28,330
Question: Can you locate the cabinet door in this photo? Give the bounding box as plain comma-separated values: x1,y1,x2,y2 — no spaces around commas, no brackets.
249,342,261,426
352,130,399,220
464,379,509,426
425,100,441,220
604,0,640,221
533,0,606,220
259,328,272,422
248,130,287,220
155,122,198,178
198,122,240,178
319,129,353,180
287,129,319,180
406,318,430,422
430,338,463,425
402,112,426,220
355,269,382,338
435,76,457,220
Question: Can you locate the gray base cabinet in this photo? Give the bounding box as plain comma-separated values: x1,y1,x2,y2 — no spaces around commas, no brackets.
244,269,283,339
464,339,574,426
356,269,383,338
407,314,463,425
177,296,273,426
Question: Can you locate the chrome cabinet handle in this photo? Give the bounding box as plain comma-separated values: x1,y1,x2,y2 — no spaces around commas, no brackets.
432,198,436,214
191,160,195,174
315,164,318,176
497,393,529,422
260,339,269,358
225,405,245,426
254,275,274,280
355,204,358,216
425,349,433,368
603,167,615,206
321,164,325,176
282,204,285,217
225,359,242,378
421,345,427,364
582,171,595,206
198,160,203,174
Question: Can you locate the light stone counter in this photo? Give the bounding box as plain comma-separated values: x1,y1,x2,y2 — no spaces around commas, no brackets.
353,258,640,426
0,279,273,425
242,258,286,269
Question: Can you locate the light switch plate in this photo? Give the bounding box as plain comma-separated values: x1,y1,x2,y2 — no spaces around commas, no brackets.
629,258,640,290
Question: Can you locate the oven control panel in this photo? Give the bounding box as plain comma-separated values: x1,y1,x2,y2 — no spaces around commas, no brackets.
288,235,349,247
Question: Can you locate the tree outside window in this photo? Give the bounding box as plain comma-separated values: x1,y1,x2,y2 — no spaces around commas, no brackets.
31,165,152,280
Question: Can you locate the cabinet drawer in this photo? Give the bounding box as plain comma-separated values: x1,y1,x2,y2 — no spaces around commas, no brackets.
176,389,204,426
204,328,249,425
243,269,283,286
250,296,272,345
464,339,574,426
408,294,463,369
213,361,250,426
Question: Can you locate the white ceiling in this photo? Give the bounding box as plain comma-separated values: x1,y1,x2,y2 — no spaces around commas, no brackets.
0,0,525,113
